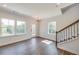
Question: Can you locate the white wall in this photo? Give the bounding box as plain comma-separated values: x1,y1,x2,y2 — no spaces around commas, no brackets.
39,4,79,41
0,10,37,46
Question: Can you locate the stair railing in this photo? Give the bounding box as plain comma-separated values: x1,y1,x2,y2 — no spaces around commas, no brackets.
56,20,79,46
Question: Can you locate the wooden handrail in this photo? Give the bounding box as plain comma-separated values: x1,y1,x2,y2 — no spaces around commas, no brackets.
57,20,79,33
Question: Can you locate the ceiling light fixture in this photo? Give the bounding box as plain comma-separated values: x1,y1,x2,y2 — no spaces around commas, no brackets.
34,16,41,20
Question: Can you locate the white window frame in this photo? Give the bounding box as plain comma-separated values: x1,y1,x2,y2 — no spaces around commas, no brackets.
48,22,56,34
0,18,15,37
15,20,27,35
32,24,36,36
0,18,27,37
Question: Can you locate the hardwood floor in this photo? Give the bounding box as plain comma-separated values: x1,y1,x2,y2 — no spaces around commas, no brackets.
0,37,59,55
0,37,75,55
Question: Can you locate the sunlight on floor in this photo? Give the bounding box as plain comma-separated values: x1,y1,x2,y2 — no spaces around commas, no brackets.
42,40,52,44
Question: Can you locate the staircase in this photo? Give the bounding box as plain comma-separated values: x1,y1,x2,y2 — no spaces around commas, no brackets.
56,19,79,54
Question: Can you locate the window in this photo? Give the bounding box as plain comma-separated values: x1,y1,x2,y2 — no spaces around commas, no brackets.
16,21,26,34
0,18,15,36
48,22,56,34
32,24,36,36
0,18,26,37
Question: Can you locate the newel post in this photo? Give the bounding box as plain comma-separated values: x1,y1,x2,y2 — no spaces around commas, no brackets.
56,31,58,47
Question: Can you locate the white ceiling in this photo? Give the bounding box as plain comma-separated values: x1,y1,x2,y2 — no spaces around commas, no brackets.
0,3,73,19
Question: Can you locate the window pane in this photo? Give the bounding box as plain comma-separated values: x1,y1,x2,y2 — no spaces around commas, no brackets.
1,18,15,36
1,27,14,36
9,20,15,26
48,22,56,34
32,24,36,36
1,18,8,27
1,28,7,36
16,21,26,34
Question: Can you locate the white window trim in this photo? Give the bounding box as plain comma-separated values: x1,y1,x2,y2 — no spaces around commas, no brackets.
0,18,27,37
15,20,27,34
48,22,56,34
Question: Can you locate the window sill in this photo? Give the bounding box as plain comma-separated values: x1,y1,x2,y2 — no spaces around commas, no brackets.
0,33,27,38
